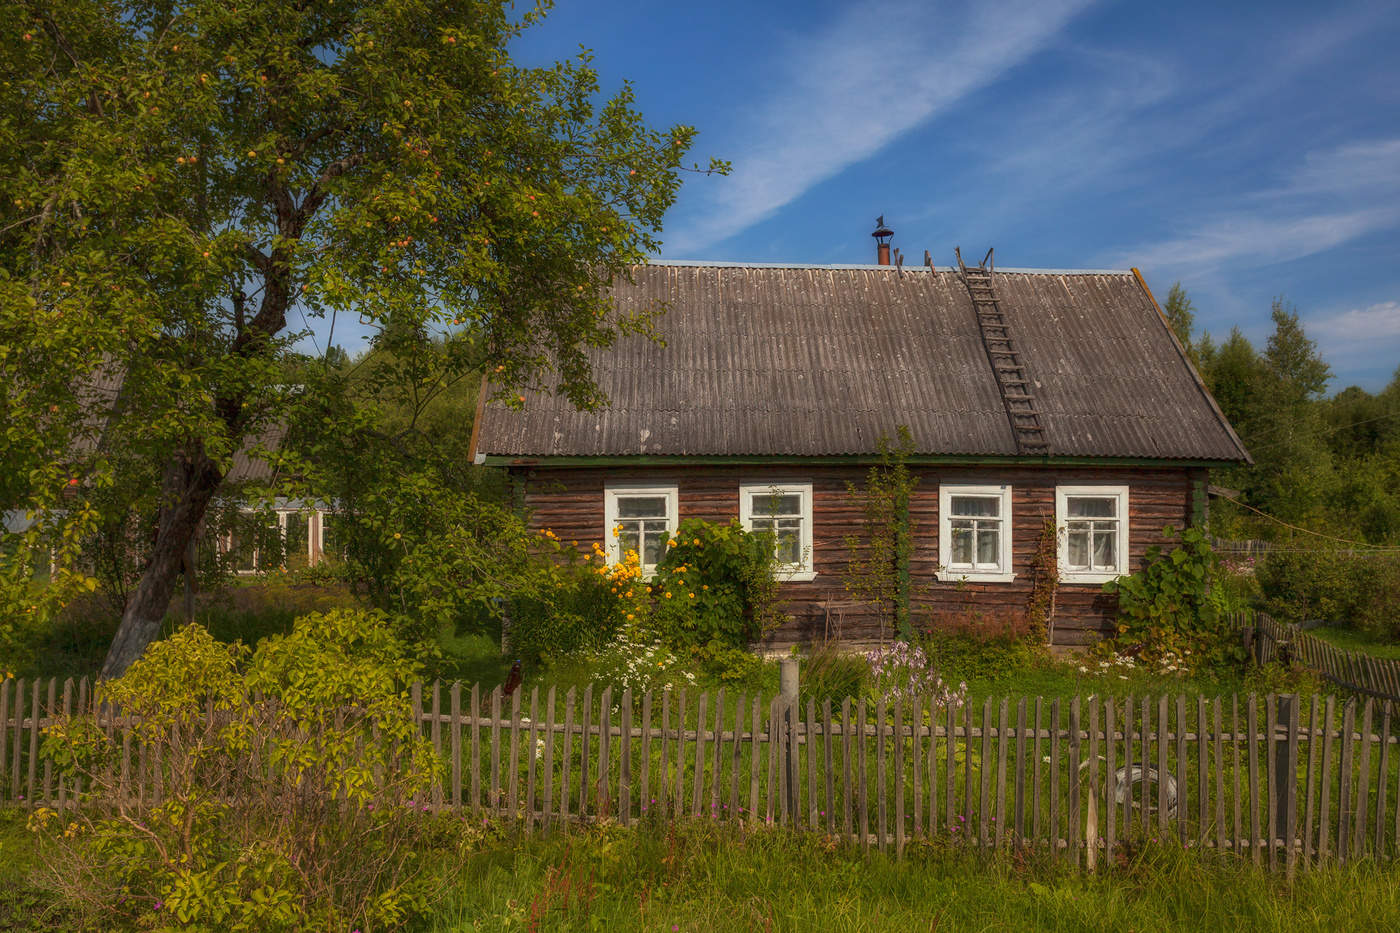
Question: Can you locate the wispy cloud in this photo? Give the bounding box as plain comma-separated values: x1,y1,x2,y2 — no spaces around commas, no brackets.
1108,138,1400,272
1311,300,1400,363
662,0,1097,255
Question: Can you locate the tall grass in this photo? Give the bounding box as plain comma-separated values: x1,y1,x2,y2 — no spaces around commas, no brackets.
430,822,1400,932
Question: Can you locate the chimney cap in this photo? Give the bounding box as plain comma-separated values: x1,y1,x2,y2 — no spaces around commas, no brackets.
871,216,893,241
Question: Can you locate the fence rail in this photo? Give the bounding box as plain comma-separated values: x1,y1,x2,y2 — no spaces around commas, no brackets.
2,675,1399,870
1240,612,1400,703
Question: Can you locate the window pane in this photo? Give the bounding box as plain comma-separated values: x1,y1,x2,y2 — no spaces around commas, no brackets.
617,496,668,519
1066,526,1089,569
641,530,665,567
284,513,309,570
1067,496,1115,518
951,495,1000,518
750,493,801,516
750,517,775,534
776,529,801,565
1093,528,1116,569
951,522,974,565
618,522,641,559
977,526,999,566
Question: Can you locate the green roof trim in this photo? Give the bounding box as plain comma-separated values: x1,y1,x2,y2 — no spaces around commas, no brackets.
481,454,1230,469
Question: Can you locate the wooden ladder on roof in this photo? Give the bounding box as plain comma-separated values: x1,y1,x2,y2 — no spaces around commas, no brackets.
956,247,1052,457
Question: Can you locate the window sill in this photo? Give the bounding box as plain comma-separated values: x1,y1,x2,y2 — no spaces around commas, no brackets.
776,569,817,583
936,570,1017,584
1059,570,1125,585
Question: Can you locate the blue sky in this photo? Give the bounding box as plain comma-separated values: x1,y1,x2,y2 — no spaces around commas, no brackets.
507,0,1400,391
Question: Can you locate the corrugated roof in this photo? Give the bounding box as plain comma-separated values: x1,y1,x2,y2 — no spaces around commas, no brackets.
474,263,1249,462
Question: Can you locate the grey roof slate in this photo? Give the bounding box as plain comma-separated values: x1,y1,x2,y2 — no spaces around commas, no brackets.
473,262,1249,462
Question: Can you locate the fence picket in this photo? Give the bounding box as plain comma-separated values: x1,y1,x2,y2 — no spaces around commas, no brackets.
56,679,72,816
857,700,869,850
1354,699,1373,859
1157,696,1168,837
1105,697,1116,856
712,690,726,822
894,699,905,853
1303,697,1319,863
947,700,958,839
693,691,707,818
730,693,744,822
841,698,853,839
577,685,591,820
640,690,651,821
979,697,992,850
27,680,40,809
0,680,9,799
1377,701,1392,858
996,698,1009,851
676,688,687,820
659,689,670,820
1176,695,1187,845
1034,696,1044,848
1068,697,1081,864
751,696,762,826
925,695,937,838
543,686,556,826
525,687,539,827
806,697,818,831
1265,694,1278,869
1014,698,1027,843
1197,696,1208,846
1338,700,1355,862
825,699,836,833
560,688,574,823
1318,695,1335,861
911,696,922,840
619,688,631,825
877,698,888,852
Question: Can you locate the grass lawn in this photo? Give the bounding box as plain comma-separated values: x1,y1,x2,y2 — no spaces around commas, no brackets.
1309,625,1400,661
429,823,1400,932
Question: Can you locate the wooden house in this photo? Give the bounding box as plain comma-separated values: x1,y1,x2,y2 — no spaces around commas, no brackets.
469,249,1249,648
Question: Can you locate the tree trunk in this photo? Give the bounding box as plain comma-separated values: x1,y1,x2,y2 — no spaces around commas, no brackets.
100,452,223,680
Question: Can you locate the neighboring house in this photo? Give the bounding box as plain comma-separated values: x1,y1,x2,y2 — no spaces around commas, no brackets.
468,245,1250,648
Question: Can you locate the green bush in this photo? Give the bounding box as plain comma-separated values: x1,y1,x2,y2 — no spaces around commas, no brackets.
1257,548,1400,639
646,518,786,654
36,610,477,931
800,643,868,705
1104,526,1247,669
504,538,641,663
919,609,1043,681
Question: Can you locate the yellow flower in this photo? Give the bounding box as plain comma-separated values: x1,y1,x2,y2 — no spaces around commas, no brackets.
664,592,672,599
626,613,635,620
702,584,709,590
688,593,695,599
693,538,700,545
393,532,402,539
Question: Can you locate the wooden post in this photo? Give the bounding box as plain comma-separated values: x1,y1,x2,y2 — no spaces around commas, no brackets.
1273,695,1296,858
780,658,799,821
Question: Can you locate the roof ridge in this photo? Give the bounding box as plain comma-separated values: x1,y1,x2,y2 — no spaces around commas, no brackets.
645,258,1134,275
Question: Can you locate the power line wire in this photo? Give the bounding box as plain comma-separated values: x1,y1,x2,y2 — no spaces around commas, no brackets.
1213,491,1397,550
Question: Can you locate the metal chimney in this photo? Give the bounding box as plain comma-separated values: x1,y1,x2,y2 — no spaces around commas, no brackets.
872,217,894,265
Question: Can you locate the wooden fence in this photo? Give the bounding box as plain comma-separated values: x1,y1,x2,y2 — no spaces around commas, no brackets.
1240,612,1400,703
2,675,1399,870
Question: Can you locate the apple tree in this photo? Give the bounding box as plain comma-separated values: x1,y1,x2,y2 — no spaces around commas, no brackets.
0,0,724,676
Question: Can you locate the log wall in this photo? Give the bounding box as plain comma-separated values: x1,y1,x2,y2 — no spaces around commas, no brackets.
514,465,1203,648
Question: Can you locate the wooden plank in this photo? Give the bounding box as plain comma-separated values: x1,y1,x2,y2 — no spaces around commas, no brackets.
1087,697,1100,869
1265,694,1278,869
1354,699,1373,859
730,693,744,822
926,695,937,839
1014,698,1027,844
1122,695,1134,839
1232,696,1242,856
857,700,869,850
490,687,503,814
996,698,1010,851
825,699,836,833
1377,700,1392,858
676,688,688,820
806,697,818,830
842,698,853,839
56,679,72,816
877,698,889,851
1195,696,1207,846
1302,696,1319,863
0,679,9,800
1318,695,1335,862
979,697,992,850
1338,699,1355,863
26,680,40,809
712,690,726,821
911,696,923,840
507,688,522,817
470,684,481,813
1140,696,1151,842
449,684,463,810
1247,695,1260,863
1049,698,1061,853
597,686,613,819
1156,695,1168,838
619,689,632,825
578,685,592,820
893,698,907,853
1034,696,1044,848
1214,698,1225,855
1105,697,1117,858
751,696,762,825
430,682,443,808
542,686,556,825
1176,694,1187,845
772,689,784,823
1068,696,1082,864
659,689,670,819
525,687,539,828
692,691,708,819
560,688,574,823
1285,693,1300,873
640,690,652,820
947,700,958,839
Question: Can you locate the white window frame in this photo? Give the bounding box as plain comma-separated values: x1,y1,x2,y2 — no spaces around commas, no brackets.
223,507,322,574
604,483,679,574
1056,485,1130,584
936,484,1015,583
739,482,816,582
